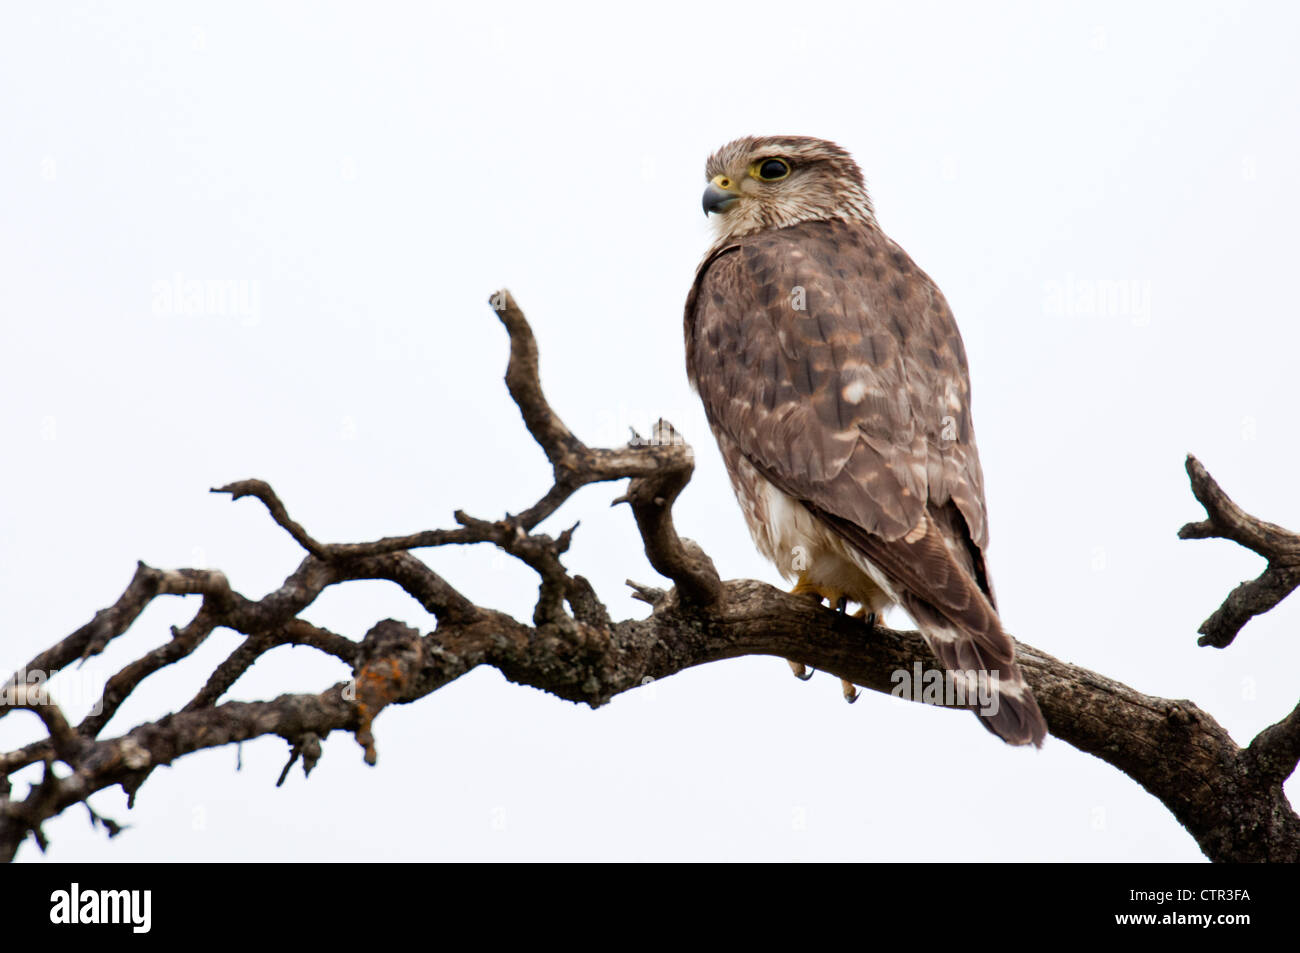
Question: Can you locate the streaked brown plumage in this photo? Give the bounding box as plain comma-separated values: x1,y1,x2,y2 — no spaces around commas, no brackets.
685,135,1046,746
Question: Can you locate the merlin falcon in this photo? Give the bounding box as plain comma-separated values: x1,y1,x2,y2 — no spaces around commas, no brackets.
684,135,1047,746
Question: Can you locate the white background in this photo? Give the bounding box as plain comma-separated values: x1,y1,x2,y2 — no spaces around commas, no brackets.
3,1,1298,861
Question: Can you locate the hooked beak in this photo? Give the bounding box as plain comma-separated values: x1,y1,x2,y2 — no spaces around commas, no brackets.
702,175,740,216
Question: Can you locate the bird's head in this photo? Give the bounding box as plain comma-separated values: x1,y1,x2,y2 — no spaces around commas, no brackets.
702,136,876,243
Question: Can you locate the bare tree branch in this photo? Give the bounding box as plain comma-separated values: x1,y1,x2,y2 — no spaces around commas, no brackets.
3,291,1297,863
1179,454,1300,648
1246,699,1300,788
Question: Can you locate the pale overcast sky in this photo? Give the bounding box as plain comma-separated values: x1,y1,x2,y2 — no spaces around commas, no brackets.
3,1,1298,861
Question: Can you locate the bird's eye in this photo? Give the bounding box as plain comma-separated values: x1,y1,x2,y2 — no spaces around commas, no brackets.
754,158,791,181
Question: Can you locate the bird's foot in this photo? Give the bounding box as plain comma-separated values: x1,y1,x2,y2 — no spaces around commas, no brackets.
791,573,845,609
789,576,855,689
839,608,876,702
852,607,879,633
787,659,816,681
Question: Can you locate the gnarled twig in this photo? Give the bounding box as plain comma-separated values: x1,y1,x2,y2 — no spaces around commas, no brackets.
3,293,1298,863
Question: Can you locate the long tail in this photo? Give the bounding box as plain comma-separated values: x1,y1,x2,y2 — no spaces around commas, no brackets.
811,501,1049,746
904,596,1047,747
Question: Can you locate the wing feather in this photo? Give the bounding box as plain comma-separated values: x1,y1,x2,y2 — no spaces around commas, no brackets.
686,219,1045,745
686,219,986,555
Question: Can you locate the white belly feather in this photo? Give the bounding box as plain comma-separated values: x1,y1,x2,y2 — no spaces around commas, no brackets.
721,435,898,617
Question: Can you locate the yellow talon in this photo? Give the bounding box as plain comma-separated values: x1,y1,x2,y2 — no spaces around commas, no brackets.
790,572,844,607
851,606,880,630
788,573,851,681
787,659,815,681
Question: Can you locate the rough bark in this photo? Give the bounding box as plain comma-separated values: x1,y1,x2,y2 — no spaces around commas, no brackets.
3,291,1297,862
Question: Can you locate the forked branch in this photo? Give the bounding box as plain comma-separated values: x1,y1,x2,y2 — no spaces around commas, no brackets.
2,292,1297,862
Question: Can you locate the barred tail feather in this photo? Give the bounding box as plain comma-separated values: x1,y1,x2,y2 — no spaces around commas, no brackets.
906,597,1047,747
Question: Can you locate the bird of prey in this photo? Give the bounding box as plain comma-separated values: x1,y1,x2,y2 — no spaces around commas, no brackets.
684,135,1046,746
